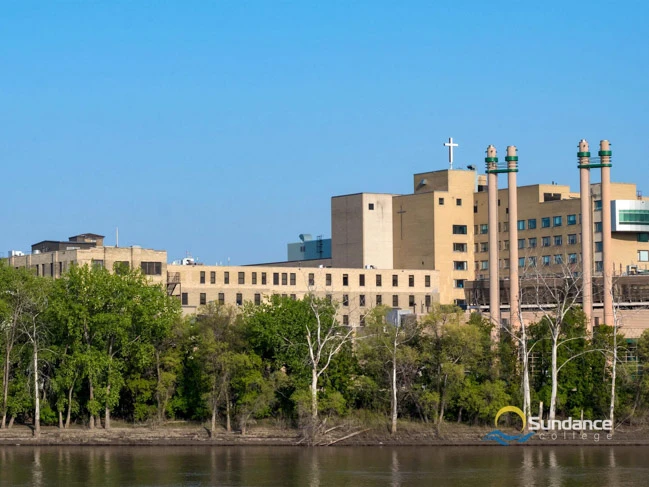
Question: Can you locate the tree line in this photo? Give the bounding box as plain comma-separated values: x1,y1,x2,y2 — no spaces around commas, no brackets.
1,262,649,437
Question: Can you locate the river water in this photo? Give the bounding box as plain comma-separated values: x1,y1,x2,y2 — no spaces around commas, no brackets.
0,445,647,486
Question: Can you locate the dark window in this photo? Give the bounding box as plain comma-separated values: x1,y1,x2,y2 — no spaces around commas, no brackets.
638,233,649,243
261,272,267,285
210,271,216,284
452,225,467,235
238,272,245,285
456,198,462,206
236,293,243,306
359,274,365,286
528,219,537,229
342,294,349,306
553,216,562,227
290,294,296,300
224,272,230,284
281,273,287,285
425,275,431,288
360,315,365,326
290,273,296,285
200,293,206,305
594,200,602,211
376,294,382,305
595,241,603,252
326,273,332,286
425,295,431,307
200,271,205,284
252,272,257,285
359,295,366,307
326,294,332,303
392,295,399,307
376,274,382,287
392,274,398,286
439,197,445,205
408,275,414,287
342,315,349,326
181,293,188,305
554,235,562,246
273,273,279,285
254,293,261,305
218,293,225,305
474,205,478,213
541,217,551,228
568,234,577,245
343,274,349,286
368,203,374,210
141,262,162,275
567,214,577,225
308,273,314,286
409,295,415,306
595,222,603,233
92,259,104,269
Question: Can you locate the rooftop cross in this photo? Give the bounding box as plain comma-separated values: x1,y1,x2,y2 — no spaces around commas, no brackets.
443,137,459,169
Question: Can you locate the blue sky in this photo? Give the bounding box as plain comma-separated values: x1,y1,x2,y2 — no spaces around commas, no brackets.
2,1,648,265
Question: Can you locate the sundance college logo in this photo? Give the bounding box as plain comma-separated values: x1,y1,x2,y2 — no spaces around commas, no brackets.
482,406,614,446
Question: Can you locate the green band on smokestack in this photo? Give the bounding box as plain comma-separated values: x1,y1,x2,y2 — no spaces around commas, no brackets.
485,157,498,163
505,156,518,162
577,152,591,157
598,150,612,157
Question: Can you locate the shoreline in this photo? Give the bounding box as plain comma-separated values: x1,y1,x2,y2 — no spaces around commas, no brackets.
0,423,648,447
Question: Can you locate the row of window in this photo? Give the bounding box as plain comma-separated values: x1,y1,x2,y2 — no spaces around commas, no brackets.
475,215,579,235
198,270,432,288
474,234,581,252
184,292,432,309
478,253,580,270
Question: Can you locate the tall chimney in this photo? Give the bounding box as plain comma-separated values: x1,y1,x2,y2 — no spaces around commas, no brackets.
507,146,520,330
578,139,593,328
600,140,614,325
486,145,500,327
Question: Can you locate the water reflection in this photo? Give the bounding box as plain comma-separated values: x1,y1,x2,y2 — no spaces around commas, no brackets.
0,445,646,486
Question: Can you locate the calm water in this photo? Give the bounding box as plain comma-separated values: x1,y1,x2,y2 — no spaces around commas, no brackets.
0,445,647,487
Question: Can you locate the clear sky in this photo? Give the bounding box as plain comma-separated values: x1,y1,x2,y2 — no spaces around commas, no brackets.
2,1,648,265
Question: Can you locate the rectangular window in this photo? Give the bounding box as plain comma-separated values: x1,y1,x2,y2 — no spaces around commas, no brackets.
595,241,603,252
376,294,382,306
594,222,603,233
326,273,332,286
568,253,578,264
480,242,488,252
528,219,537,230
456,198,462,206
528,256,537,267
480,261,488,270
409,295,415,307
596,261,603,272
453,225,468,235
517,220,525,231
210,271,216,284
542,236,551,247
308,273,314,286
224,272,230,284
568,234,578,245
594,200,602,211
326,294,332,303
519,257,525,268
92,259,104,269
200,293,206,305
236,293,243,306
638,233,649,243
359,295,366,307
218,293,225,305
359,274,365,286
376,274,382,287
392,295,399,307
425,295,431,307
368,203,374,210
503,222,509,232
342,315,349,326
425,275,431,288
342,294,349,306
542,217,551,228
252,272,257,285
619,209,649,224
343,274,349,286
290,273,296,285
392,275,399,286
181,293,188,305
554,254,563,264
503,259,510,269
453,243,467,252
254,293,261,305
200,271,205,284
554,235,563,246
542,255,551,266
261,272,267,285
141,262,162,275
518,239,525,249
439,197,444,205
567,214,577,225
454,279,465,289
480,224,488,234
281,273,288,285
408,275,414,287
503,240,510,250
638,251,649,262
290,294,296,301
553,216,562,227
273,273,279,285
454,261,468,271
238,272,245,285
528,237,537,248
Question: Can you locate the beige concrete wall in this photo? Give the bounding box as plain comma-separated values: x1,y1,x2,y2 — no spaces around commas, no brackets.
169,264,439,326
362,193,394,269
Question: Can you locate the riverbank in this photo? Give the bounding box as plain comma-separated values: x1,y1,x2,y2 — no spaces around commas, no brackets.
1,421,648,446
